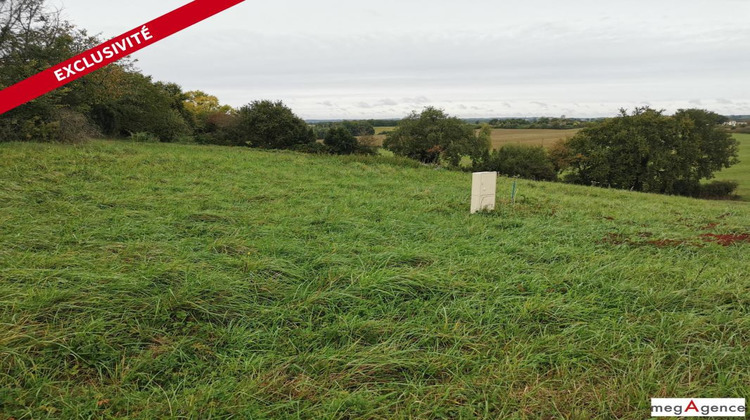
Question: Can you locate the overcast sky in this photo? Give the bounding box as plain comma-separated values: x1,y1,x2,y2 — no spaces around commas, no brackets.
54,0,750,119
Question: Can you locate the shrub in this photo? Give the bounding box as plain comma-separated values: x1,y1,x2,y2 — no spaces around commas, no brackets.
475,144,557,181
151,109,192,142
324,126,360,155
313,121,376,140
228,100,315,149
698,181,739,199
129,132,160,143
0,107,98,144
292,142,330,154
193,112,240,146
342,120,376,136
53,109,99,143
87,71,194,142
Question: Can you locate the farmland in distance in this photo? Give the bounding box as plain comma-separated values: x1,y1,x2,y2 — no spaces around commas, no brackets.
367,127,581,149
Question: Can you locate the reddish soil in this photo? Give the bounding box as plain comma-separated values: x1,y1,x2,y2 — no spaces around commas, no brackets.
700,233,750,247
645,239,691,248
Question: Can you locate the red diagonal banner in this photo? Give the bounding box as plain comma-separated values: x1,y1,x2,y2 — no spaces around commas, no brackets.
0,0,245,114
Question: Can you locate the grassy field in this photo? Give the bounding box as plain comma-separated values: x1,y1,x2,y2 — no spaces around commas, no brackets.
713,134,750,201
367,128,581,150
1,140,749,419
367,127,394,147
374,127,395,135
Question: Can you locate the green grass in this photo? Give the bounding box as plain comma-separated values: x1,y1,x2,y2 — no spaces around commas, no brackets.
1,140,748,419
713,134,750,201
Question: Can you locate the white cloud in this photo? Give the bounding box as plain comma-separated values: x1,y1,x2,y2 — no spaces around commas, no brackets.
56,0,750,118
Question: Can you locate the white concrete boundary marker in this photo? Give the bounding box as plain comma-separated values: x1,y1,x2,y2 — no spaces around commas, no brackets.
471,172,497,214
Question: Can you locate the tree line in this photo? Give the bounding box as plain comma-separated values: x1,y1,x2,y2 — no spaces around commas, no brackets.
0,0,380,156
1,0,741,198
383,107,740,199
488,117,595,130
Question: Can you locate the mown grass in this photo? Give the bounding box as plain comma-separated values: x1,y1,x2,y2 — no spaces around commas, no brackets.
713,134,750,201
0,140,748,419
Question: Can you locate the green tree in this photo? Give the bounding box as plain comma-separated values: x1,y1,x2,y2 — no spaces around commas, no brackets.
384,107,488,166
324,125,359,155
341,120,375,136
184,91,234,132
85,70,191,142
565,108,739,195
0,0,193,143
0,0,95,142
672,109,737,182
475,144,557,181
229,100,315,149
548,138,573,173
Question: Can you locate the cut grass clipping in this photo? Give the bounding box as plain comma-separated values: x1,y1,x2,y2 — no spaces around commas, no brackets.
1,140,748,419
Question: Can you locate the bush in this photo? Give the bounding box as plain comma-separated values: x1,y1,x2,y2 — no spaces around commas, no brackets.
129,132,160,143
292,142,330,154
324,126,359,155
312,120,376,140
475,144,557,181
698,181,739,199
86,71,194,142
228,100,315,149
151,109,192,142
192,112,240,146
0,107,98,144
53,109,99,143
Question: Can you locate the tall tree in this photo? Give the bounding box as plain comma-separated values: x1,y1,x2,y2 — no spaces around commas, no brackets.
183,90,234,133
384,107,488,166
565,108,739,195
1,0,69,141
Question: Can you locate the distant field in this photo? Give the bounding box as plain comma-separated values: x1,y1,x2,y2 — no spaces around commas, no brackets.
365,127,395,147
714,133,750,201
365,128,581,149
374,126,395,135
490,128,581,149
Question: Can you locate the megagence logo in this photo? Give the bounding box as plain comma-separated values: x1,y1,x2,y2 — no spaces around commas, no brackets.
651,399,746,417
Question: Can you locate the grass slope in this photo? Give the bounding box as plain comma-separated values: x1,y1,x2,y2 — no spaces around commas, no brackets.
1,140,748,419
